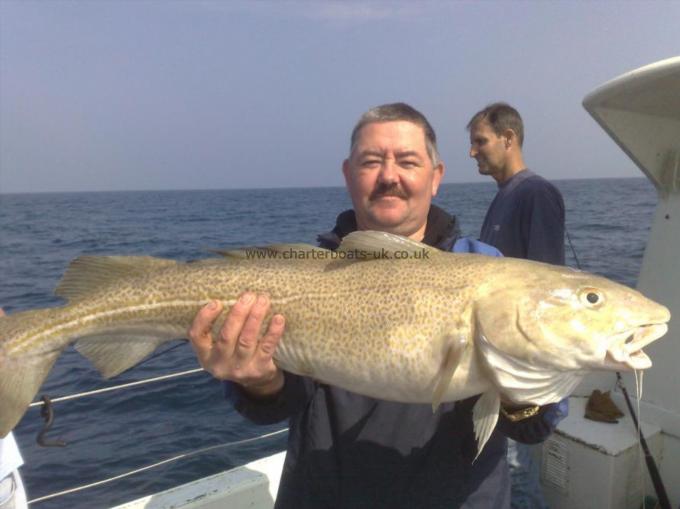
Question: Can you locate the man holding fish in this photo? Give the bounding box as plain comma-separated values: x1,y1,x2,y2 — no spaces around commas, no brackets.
189,103,568,508
0,103,668,509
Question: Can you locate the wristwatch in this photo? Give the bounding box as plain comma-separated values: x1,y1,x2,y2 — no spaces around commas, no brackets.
500,404,541,422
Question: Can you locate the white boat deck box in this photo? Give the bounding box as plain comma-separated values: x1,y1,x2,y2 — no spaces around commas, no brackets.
540,396,662,509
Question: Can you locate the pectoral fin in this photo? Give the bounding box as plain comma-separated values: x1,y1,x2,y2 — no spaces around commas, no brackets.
432,334,468,412
472,390,501,461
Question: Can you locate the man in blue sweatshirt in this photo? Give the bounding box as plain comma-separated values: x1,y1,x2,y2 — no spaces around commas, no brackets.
469,102,566,509
189,103,566,508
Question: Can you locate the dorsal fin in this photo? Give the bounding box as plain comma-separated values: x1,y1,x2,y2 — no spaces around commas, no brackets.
337,231,438,261
208,247,265,259
55,255,177,301
210,244,330,260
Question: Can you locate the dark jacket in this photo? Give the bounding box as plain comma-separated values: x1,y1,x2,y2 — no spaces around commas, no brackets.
228,206,561,509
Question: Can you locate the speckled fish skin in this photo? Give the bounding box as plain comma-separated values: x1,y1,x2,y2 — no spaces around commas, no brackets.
0,232,670,438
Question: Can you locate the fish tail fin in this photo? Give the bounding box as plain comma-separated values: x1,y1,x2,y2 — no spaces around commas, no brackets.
0,308,66,437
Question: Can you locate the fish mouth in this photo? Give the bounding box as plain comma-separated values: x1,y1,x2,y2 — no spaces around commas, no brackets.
604,323,668,370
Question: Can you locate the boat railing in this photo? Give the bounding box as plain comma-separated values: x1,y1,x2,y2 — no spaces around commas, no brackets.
23,367,288,505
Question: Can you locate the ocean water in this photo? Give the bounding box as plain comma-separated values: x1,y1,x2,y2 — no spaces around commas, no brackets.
0,178,657,508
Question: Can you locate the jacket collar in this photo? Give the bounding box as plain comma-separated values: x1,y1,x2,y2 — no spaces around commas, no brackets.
317,204,460,251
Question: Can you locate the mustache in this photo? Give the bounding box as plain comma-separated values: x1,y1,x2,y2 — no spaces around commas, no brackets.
369,183,408,201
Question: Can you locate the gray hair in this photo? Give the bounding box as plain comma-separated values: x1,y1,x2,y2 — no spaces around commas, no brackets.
350,103,441,166
467,102,524,147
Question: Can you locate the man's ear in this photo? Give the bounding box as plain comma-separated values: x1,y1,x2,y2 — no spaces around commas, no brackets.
342,159,350,184
502,129,517,149
432,162,444,196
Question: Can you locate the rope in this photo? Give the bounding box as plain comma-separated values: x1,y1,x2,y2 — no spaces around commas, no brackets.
27,428,289,504
28,368,205,407
565,227,582,269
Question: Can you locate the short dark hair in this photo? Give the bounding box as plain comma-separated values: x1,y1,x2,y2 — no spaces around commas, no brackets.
350,102,440,166
467,102,524,147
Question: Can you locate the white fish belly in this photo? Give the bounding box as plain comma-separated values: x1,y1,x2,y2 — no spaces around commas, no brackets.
275,335,490,404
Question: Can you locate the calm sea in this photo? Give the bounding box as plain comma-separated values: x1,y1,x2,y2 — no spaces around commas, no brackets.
0,178,657,508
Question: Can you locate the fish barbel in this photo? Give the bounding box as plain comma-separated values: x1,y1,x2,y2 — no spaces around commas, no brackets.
0,232,671,453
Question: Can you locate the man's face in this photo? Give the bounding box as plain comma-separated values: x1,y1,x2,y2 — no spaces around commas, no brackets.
469,120,508,181
342,120,443,240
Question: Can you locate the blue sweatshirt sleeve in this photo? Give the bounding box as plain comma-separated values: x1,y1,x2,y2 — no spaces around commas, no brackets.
226,371,316,425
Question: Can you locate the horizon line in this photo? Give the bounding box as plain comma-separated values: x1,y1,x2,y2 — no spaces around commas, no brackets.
0,175,647,197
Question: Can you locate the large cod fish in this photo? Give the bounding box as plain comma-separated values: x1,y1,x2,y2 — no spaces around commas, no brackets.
0,232,671,453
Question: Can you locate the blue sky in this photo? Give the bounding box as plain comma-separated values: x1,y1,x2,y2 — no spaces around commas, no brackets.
1,0,678,193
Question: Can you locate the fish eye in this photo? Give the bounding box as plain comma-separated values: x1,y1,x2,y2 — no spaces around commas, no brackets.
579,288,604,307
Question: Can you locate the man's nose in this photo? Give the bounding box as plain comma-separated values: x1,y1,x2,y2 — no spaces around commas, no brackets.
378,160,398,183
469,146,478,158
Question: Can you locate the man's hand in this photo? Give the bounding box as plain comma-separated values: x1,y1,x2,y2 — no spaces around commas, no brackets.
188,293,285,398
0,308,4,317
